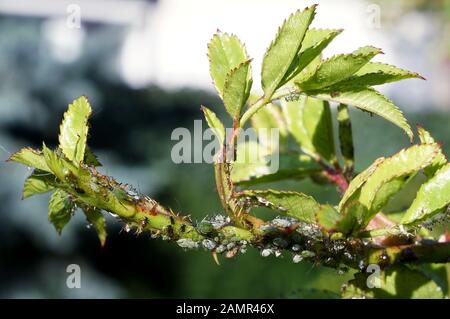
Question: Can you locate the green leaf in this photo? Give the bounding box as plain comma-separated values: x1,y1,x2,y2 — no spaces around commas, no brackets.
358,144,438,226
281,96,335,163
417,125,447,177
261,5,316,97
83,207,107,247
8,147,51,172
201,105,225,145
401,163,450,225
329,62,424,90
59,96,92,164
337,104,354,173
48,189,74,234
297,46,382,91
235,189,320,223
84,146,102,167
312,88,413,141
284,28,342,84
22,169,55,199
43,144,68,181
358,144,439,225
315,205,341,232
223,60,252,119
250,103,288,153
232,142,321,185
342,266,444,299
339,157,385,211
208,32,248,98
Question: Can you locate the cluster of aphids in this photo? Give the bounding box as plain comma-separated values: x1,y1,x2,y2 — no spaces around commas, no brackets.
284,92,302,102
257,216,325,264
177,215,249,258
85,164,145,204
419,207,450,233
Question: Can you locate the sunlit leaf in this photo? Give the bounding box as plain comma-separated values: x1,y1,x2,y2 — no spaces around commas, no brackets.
8,147,51,172
261,5,316,97
284,28,343,84
401,163,450,225
312,88,413,141
358,144,439,225
417,125,447,178
223,60,252,119
297,46,382,91
208,32,248,98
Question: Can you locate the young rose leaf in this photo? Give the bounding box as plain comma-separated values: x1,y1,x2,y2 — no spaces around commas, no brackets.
48,189,74,234
250,103,288,153
358,144,439,225
261,5,316,98
339,157,385,211
223,60,252,119
281,96,335,163
201,105,225,145
8,147,51,172
401,163,450,226
208,32,248,98
283,28,343,84
232,141,321,185
22,169,55,199
297,46,382,91
83,207,107,247
43,144,68,181
337,104,354,174
417,125,447,178
328,62,425,90
59,96,92,165
312,88,413,141
84,146,102,167
235,189,320,223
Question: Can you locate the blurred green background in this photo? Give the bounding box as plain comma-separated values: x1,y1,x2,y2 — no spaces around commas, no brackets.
0,0,449,298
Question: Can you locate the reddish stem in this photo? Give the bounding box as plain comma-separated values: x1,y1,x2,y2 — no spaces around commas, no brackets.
323,166,349,194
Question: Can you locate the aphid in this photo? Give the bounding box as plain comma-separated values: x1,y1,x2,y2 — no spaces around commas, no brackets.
226,242,235,250
169,216,175,225
180,224,187,233
271,218,292,228
202,239,217,250
292,254,303,263
177,238,198,249
261,249,272,257
166,225,174,238
273,237,289,248
215,245,226,254
225,247,238,258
